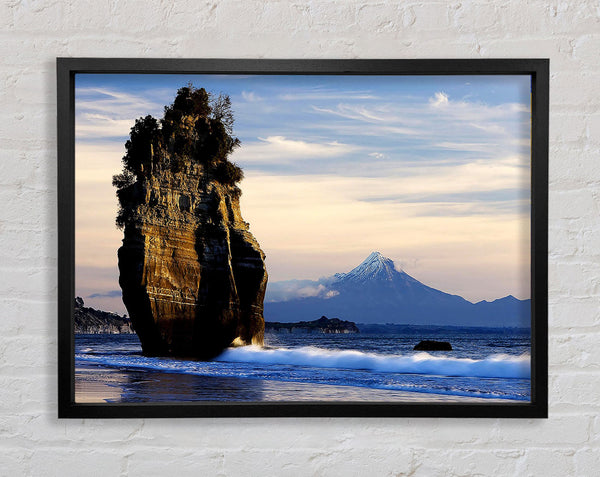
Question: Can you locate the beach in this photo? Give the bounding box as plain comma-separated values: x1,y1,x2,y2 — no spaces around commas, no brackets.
75,331,531,403
76,364,516,404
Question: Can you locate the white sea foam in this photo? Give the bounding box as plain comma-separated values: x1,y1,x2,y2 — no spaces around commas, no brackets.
76,345,530,380
215,346,530,379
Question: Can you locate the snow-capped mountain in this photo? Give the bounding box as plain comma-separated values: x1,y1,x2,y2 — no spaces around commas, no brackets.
334,251,397,283
264,252,530,328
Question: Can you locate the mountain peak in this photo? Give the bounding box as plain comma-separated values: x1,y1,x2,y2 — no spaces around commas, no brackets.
362,251,394,268
365,251,385,261
336,252,398,283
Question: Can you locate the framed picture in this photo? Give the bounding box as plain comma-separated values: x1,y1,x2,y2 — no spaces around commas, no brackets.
58,58,548,418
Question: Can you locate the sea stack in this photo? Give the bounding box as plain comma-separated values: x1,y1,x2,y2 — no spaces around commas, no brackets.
113,86,267,359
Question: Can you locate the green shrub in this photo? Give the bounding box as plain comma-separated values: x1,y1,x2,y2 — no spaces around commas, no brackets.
113,85,244,229
213,161,244,185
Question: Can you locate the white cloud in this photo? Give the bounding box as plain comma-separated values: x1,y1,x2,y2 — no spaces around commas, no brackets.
469,122,507,136
241,155,529,216
297,284,331,298
76,87,163,118
76,114,134,138
241,91,262,102
433,142,498,152
315,122,424,138
311,97,529,147
265,281,339,302
312,103,421,126
75,87,168,140
278,90,378,101
429,96,529,125
369,152,386,159
508,103,530,113
430,91,449,108
230,136,359,164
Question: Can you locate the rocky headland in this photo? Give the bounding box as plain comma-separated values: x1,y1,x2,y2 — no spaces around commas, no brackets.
113,86,267,359
74,297,134,334
265,316,359,334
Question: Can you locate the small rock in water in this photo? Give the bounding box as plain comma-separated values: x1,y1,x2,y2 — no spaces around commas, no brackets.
413,340,452,351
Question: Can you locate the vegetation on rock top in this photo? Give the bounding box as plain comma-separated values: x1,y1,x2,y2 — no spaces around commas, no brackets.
113,85,244,229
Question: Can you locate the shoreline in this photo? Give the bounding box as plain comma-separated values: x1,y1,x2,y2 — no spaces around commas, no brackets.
75,363,521,404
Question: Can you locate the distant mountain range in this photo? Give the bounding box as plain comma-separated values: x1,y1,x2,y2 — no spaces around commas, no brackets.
264,252,530,328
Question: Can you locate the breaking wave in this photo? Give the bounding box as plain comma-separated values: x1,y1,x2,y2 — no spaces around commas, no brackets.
216,346,530,379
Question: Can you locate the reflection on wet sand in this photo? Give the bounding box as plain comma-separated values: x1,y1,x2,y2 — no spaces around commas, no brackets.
76,365,508,403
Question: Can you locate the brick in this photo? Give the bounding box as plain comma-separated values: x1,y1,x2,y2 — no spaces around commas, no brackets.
544,1,600,35
551,373,600,407
30,449,123,477
0,335,55,374
0,449,33,476
482,37,577,71
575,448,600,476
552,71,600,109
519,448,577,476
0,266,56,300
63,419,147,446
452,2,505,34
124,448,225,477
592,416,600,445
0,377,48,414
548,224,583,258
410,3,455,32
0,149,53,189
549,297,600,327
551,113,588,143
550,332,600,369
307,2,357,32
356,3,403,33
415,448,523,477
11,1,67,32
494,415,591,446
3,299,56,335
62,1,114,31
548,260,600,298
550,188,599,220
586,113,600,145
550,146,600,186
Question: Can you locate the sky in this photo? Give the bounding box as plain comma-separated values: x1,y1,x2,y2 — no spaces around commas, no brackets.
75,73,531,314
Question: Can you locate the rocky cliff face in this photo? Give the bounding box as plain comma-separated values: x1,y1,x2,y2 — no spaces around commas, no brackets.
114,86,267,359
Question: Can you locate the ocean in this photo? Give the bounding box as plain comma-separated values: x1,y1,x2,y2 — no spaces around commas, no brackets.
75,327,530,403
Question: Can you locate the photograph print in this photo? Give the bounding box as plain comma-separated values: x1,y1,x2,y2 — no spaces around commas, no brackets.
68,64,538,412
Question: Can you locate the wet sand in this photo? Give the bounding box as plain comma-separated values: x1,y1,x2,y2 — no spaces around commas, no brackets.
75,364,514,404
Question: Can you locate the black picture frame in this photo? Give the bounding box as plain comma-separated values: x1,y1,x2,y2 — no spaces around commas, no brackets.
57,58,548,418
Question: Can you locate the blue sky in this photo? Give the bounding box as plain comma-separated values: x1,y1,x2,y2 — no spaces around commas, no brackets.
75,73,531,314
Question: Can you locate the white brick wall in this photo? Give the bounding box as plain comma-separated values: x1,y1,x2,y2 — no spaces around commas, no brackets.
1,1,598,475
